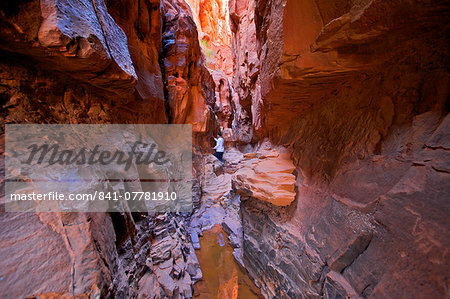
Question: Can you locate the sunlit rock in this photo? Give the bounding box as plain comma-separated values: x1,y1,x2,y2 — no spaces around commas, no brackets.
232,144,296,206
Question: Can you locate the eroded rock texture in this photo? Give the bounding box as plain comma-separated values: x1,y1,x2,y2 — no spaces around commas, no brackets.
230,0,450,297
178,0,242,145
185,0,233,76
228,0,256,144
0,0,213,297
0,0,169,124
105,0,167,123
161,0,217,150
1,0,449,297
233,142,296,206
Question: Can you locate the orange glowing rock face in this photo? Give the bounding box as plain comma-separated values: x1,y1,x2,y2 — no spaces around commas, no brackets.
185,0,234,77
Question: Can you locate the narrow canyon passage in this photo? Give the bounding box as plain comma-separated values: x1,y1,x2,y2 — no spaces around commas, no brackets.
0,0,449,298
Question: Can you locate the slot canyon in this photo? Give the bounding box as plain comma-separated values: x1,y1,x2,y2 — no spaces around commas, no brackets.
0,0,449,298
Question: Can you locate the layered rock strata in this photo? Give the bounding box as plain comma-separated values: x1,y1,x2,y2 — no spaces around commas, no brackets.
229,0,450,297
232,143,296,206
161,0,217,146
184,0,233,76
0,0,215,297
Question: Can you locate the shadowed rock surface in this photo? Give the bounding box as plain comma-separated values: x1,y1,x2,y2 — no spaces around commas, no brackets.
230,0,449,297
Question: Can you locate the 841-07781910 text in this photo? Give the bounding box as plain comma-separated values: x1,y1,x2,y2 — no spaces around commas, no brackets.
9,191,178,201
99,191,178,201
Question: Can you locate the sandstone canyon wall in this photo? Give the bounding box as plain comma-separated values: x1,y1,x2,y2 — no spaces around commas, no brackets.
0,0,449,298
161,0,218,150
185,0,233,77
230,0,449,297
182,0,246,146
0,0,214,297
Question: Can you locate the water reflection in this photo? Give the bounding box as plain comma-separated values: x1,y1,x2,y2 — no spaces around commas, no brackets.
193,224,261,299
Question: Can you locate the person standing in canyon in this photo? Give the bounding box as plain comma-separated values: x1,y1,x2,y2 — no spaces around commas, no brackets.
214,132,224,162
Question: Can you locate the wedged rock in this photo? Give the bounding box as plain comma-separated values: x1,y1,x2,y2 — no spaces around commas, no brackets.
232,144,296,206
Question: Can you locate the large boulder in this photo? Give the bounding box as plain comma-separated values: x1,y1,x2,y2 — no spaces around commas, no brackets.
232,143,296,206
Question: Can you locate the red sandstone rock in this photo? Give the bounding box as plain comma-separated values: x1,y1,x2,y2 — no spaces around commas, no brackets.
162,0,217,147
0,0,211,297
106,0,168,123
231,0,450,297
0,0,168,124
232,142,296,206
228,0,257,143
209,70,235,141
0,0,448,298
234,0,449,179
185,0,233,76
1,0,136,94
